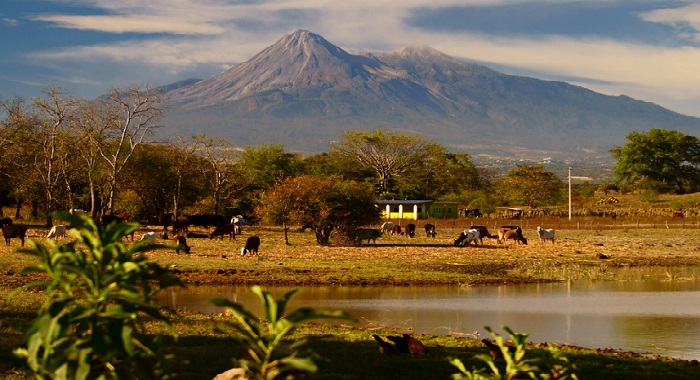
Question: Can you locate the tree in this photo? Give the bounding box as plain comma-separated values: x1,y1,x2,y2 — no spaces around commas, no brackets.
194,135,242,215
97,85,163,216
611,129,700,193
495,164,563,208
30,87,79,226
240,144,303,191
332,130,437,195
257,175,380,245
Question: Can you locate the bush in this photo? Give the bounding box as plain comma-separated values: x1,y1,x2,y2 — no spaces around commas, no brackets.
449,325,578,380
211,286,355,380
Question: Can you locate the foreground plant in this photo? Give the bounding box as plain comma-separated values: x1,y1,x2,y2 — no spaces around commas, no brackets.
450,325,578,380
11,212,183,380
211,286,355,380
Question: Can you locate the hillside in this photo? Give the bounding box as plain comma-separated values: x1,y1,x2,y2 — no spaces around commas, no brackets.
161,30,700,161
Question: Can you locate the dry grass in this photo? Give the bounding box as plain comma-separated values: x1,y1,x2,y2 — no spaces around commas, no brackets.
2,220,700,288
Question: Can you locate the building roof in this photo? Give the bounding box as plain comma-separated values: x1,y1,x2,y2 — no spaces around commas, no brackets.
374,200,434,206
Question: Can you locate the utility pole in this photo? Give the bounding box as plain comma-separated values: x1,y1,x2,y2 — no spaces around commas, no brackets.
569,167,593,220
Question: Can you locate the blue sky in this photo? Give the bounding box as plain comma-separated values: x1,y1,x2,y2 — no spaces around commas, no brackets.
2,0,700,117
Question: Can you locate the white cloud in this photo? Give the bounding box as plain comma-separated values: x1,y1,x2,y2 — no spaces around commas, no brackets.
21,0,700,116
640,3,700,40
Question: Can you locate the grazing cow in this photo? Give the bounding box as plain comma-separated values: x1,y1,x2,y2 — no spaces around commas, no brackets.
173,234,190,254
241,235,261,256
210,224,236,240
470,225,496,244
380,222,395,235
424,223,437,238
454,229,481,246
171,220,189,234
497,227,527,245
0,218,12,228
354,228,382,245
392,224,403,236
47,225,68,241
536,226,555,243
2,224,27,246
405,223,416,238
140,231,158,244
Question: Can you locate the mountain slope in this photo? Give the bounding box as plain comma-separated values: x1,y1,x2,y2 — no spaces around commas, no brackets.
162,30,700,160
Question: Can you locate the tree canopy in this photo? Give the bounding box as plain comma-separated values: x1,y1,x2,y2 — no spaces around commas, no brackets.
611,129,700,194
495,164,563,208
257,175,380,245
332,130,438,194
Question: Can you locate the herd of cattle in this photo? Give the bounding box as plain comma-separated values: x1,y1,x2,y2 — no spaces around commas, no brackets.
1,213,260,257
354,221,556,246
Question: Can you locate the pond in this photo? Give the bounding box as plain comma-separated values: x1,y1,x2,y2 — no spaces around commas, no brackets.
154,267,700,361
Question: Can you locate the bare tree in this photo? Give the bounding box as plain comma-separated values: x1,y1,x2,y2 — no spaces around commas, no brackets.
332,129,436,194
68,98,110,219
170,136,201,221
194,135,241,215
97,85,163,216
31,87,78,226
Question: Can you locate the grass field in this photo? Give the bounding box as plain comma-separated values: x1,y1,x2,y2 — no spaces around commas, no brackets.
2,216,700,379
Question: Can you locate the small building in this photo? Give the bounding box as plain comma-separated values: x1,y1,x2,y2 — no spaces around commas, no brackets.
375,200,460,220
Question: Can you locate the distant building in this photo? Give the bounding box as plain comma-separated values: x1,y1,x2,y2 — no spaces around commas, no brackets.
375,200,460,220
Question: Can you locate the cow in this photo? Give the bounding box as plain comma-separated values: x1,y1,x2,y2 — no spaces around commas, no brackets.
241,235,261,256
497,227,527,245
230,216,242,234
536,227,555,243
172,220,190,234
101,212,134,242
468,225,496,244
405,223,416,238
2,224,27,246
380,222,395,235
210,223,236,240
47,225,68,241
424,223,436,238
69,208,87,217
354,228,382,245
454,229,480,246
173,234,190,254
140,231,158,244
392,224,403,236
0,218,12,228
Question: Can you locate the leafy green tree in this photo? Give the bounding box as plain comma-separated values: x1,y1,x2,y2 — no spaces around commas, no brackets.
332,130,438,195
12,212,183,379
611,129,700,193
257,175,380,245
495,165,563,208
401,150,490,200
240,144,303,191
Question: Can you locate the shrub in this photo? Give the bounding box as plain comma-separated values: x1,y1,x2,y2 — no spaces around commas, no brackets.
449,325,578,380
211,286,355,380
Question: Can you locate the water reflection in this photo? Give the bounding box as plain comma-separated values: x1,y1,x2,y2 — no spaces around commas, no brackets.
155,268,700,360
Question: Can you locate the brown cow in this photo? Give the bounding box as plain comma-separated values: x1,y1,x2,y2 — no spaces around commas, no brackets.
2,224,27,246
210,224,236,240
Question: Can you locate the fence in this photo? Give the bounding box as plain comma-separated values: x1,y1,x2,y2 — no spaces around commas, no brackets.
383,216,700,232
